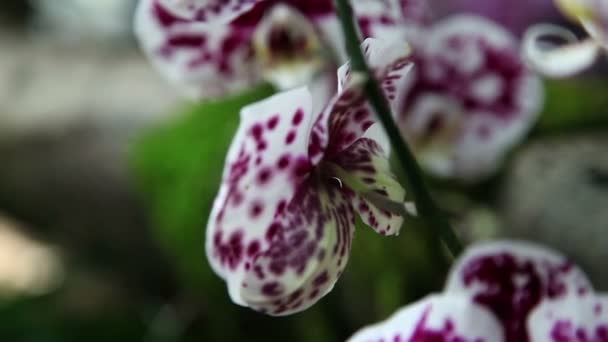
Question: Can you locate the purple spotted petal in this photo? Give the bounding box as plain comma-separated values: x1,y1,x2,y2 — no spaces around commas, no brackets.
397,15,543,181
327,38,413,156
445,240,593,342
135,0,261,98
156,0,261,22
206,87,361,315
230,180,356,315
206,87,320,301
348,295,504,342
333,127,405,236
528,294,608,342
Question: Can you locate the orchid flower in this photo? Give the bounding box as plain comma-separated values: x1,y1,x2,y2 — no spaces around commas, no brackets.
396,15,543,181
134,0,424,100
524,0,608,77
205,38,413,315
349,240,607,342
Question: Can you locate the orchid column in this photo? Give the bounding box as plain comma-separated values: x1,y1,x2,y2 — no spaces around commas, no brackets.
333,0,463,257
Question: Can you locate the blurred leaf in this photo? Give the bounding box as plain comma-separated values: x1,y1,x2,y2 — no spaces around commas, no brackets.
131,85,274,289
535,78,608,134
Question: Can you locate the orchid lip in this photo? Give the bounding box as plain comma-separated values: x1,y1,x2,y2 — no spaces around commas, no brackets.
326,162,409,217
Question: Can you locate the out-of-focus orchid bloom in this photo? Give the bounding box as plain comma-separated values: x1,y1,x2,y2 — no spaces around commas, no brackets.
134,0,422,100
205,38,413,315
134,0,332,98
349,240,607,342
349,295,504,342
397,15,543,182
445,241,594,341
524,0,608,77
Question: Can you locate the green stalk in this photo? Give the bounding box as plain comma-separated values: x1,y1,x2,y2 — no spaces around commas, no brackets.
333,0,463,257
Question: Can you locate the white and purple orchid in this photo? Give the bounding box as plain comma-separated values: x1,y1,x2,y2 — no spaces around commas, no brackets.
396,15,543,181
524,0,608,77
204,38,413,315
349,240,607,342
134,0,426,99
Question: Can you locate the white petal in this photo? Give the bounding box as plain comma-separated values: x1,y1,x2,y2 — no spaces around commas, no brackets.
523,23,600,78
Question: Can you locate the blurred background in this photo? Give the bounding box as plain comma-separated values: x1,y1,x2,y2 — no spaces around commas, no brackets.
0,0,606,341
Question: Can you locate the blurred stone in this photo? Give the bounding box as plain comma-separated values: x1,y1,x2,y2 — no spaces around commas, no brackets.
0,30,181,298
0,0,31,26
29,0,136,43
0,31,179,140
0,214,63,296
500,134,608,289
0,120,178,298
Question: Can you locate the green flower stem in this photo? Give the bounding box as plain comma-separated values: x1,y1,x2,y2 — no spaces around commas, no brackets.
333,0,463,257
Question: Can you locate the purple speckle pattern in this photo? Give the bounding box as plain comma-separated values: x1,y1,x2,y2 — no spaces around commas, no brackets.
351,241,608,342
397,15,543,180
157,0,261,22
206,38,413,315
348,295,504,342
445,241,594,342
529,294,608,342
135,0,261,97
135,0,425,99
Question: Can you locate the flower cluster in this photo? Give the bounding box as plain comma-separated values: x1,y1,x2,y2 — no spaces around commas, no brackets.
136,0,543,182
524,0,608,77
135,0,546,315
349,240,608,342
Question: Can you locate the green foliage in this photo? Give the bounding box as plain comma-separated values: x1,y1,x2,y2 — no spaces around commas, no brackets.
535,78,608,134
131,85,275,288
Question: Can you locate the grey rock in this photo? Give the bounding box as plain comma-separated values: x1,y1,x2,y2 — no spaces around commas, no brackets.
500,133,608,289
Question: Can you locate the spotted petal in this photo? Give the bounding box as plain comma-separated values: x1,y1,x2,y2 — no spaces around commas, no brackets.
445,240,593,341
528,294,608,341
206,87,358,315
230,180,356,315
332,125,405,236
156,0,261,22
135,0,262,98
328,38,413,156
348,295,504,342
398,15,543,181
206,87,318,301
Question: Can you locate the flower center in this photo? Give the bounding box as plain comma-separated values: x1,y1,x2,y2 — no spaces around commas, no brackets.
400,97,464,177
252,4,331,89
